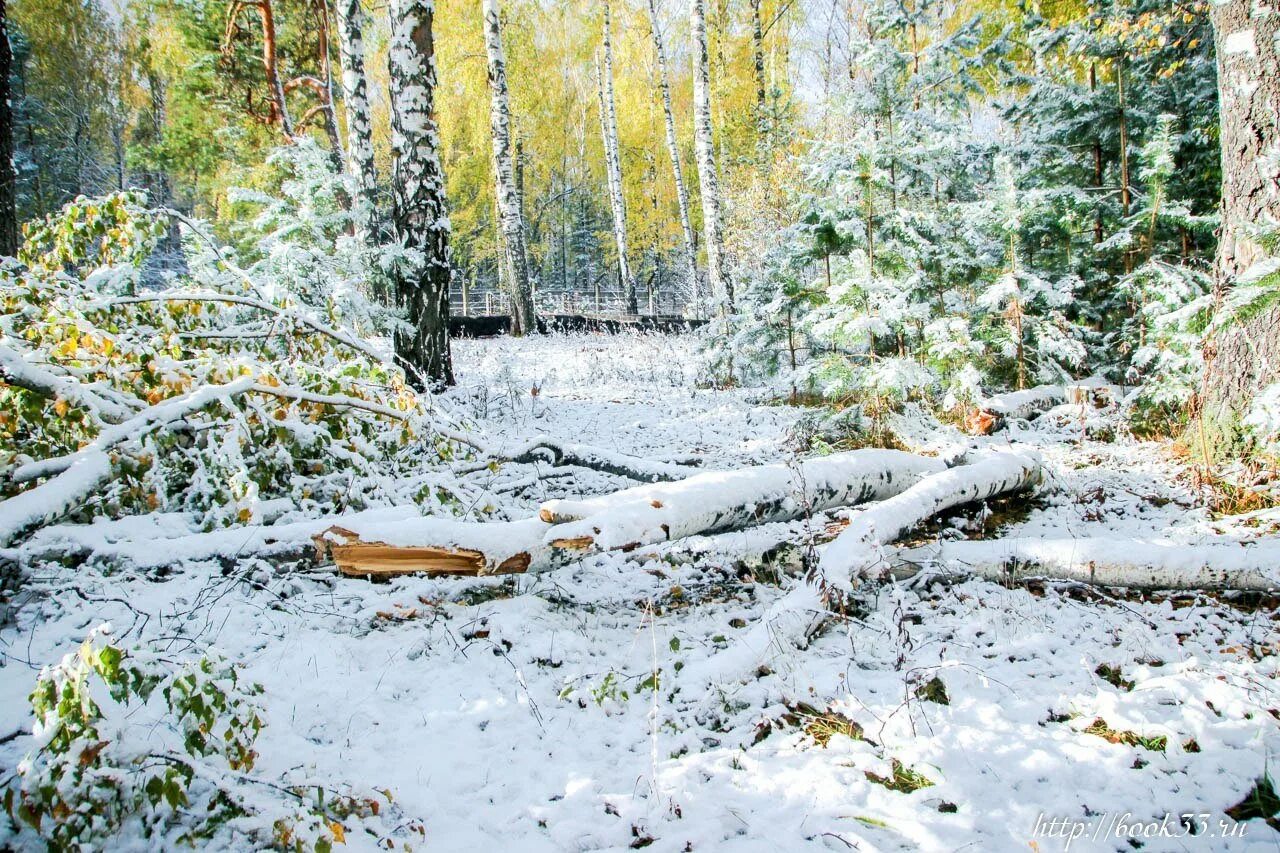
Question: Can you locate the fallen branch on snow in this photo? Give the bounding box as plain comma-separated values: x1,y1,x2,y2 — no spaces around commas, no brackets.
0,342,140,425
453,436,696,482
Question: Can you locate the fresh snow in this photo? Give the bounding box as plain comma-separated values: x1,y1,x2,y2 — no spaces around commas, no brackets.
2,332,1278,851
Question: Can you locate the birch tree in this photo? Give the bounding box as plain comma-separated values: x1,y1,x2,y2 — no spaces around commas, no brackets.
335,0,379,247
598,0,638,315
1202,0,1280,455
691,0,733,312
482,0,536,334
645,0,700,316
389,0,453,388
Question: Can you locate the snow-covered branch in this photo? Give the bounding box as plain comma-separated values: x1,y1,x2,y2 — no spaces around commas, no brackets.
0,342,139,424
0,378,256,544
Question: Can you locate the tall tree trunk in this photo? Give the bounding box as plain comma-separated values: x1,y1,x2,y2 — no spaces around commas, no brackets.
313,0,345,168
691,0,733,312
0,0,18,257
1202,0,1280,454
598,0,637,315
645,0,700,316
1090,61,1103,245
226,0,294,138
751,0,766,147
389,0,453,389
1116,54,1132,275
335,0,381,249
482,0,536,334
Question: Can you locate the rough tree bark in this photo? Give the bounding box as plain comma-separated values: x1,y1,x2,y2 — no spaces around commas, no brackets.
645,0,701,316
598,0,637,315
0,0,16,257
334,0,381,249
691,0,733,312
388,0,453,388
1202,0,1280,456
482,0,536,334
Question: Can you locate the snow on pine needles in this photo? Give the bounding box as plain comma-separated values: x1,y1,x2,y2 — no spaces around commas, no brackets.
1,332,1278,852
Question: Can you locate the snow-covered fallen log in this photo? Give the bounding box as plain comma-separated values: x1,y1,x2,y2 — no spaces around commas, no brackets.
0,378,256,545
318,449,948,577
981,385,1066,420
818,450,1042,588
539,449,947,554
895,536,1280,590
968,385,1066,433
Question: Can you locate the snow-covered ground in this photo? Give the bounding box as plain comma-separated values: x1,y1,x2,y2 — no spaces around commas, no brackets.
2,332,1278,851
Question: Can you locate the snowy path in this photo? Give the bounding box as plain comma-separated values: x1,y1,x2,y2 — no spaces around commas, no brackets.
2,333,1278,851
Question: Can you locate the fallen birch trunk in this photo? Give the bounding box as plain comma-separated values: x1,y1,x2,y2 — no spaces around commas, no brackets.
818,450,1042,588
539,449,947,554
967,385,1066,434
894,536,1279,591
677,452,1044,691
319,449,947,577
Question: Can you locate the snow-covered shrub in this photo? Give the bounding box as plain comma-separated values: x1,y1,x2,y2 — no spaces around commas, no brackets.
6,626,402,851
0,191,462,532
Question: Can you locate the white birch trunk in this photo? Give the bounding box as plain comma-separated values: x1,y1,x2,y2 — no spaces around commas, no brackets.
388,0,453,388
645,0,701,316
690,0,733,312
482,0,536,335
896,537,1278,591
598,0,638,315
335,0,380,249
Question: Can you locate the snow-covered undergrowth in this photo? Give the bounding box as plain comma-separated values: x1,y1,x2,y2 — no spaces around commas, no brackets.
2,333,1278,850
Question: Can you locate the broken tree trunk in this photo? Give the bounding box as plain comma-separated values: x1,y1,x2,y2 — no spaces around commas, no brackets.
895,536,1278,591
319,449,947,578
818,450,1042,586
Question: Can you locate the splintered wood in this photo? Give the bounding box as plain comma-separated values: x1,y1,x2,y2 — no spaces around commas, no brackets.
318,527,531,578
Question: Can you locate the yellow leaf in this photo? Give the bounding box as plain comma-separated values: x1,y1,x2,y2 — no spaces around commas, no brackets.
329,821,346,844
54,398,69,417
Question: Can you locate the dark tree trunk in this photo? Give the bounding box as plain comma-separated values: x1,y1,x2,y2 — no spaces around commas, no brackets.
389,0,453,389
0,0,16,257
1202,0,1280,455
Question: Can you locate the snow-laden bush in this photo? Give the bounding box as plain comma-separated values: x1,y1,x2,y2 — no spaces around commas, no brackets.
226,141,397,335
6,626,410,851
0,189,463,535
